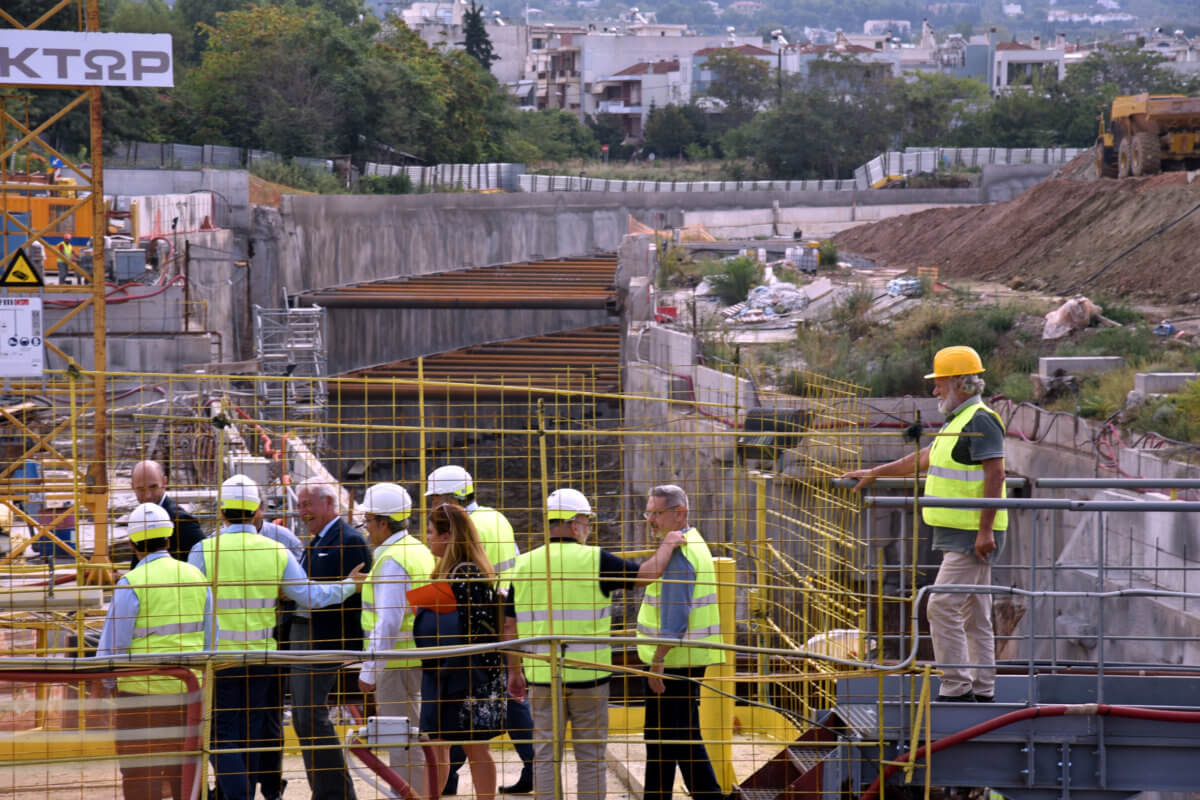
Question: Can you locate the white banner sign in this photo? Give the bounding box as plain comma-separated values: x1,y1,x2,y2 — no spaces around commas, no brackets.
0,297,44,378
0,31,173,87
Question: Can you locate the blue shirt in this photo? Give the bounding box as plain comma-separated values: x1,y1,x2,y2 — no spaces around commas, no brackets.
658,549,695,638
258,519,303,561
187,524,356,609
97,551,215,687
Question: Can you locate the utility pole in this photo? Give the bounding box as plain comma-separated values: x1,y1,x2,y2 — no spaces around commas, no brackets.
771,30,789,107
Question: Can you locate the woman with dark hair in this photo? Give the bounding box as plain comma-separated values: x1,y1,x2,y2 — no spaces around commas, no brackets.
413,503,505,800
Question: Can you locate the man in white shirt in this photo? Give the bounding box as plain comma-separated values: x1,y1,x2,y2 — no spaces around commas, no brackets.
358,482,436,796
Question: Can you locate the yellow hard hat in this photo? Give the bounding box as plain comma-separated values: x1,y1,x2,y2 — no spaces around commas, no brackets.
924,346,985,379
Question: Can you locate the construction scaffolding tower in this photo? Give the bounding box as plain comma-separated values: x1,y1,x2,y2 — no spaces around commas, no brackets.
253,303,328,416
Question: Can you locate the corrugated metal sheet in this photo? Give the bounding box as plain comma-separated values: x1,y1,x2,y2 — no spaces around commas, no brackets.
335,325,620,397
302,256,618,310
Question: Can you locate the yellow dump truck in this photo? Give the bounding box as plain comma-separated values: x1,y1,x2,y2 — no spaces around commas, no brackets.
1095,93,1200,178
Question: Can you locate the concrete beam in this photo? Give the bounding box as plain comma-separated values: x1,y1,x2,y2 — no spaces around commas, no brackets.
1039,356,1125,377
1135,372,1200,395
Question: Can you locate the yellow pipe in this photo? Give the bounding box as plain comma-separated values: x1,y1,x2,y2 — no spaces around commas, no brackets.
700,557,737,792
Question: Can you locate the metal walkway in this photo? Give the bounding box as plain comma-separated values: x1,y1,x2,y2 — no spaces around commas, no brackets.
762,674,1200,800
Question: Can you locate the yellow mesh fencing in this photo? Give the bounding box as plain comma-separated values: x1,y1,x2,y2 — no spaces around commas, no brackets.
0,367,931,800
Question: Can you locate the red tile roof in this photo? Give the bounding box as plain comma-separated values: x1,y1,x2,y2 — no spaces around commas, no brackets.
613,58,681,76
693,43,774,57
996,41,1034,50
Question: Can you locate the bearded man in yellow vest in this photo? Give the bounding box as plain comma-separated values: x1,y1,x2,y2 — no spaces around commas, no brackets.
637,484,725,800
187,475,366,800
425,464,533,794
97,502,214,800
843,346,1007,703
358,482,436,795
503,488,684,800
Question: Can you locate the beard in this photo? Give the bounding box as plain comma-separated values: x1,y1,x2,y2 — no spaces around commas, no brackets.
937,392,956,415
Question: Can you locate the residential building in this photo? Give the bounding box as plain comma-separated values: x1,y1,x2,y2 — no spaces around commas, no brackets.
591,59,682,140
993,36,1066,92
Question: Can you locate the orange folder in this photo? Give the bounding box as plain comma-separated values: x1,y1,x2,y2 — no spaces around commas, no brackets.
407,581,457,612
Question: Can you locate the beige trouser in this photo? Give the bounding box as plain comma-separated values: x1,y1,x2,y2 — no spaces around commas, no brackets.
927,550,996,698
529,682,609,800
377,666,427,796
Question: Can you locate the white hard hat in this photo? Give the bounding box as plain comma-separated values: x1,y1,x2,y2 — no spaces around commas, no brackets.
547,488,595,521
425,465,473,498
362,482,413,521
128,502,173,543
220,474,261,511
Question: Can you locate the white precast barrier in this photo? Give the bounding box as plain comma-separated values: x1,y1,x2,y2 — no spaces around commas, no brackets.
365,162,524,191
854,146,1083,188
515,175,856,192
127,192,215,238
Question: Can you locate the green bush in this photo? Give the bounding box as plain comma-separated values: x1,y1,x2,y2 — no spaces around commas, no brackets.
1091,293,1143,326
703,256,762,305
818,240,839,268
359,174,414,194
250,159,345,194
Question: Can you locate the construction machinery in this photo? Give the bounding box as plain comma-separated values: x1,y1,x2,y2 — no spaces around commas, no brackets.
1095,92,1200,178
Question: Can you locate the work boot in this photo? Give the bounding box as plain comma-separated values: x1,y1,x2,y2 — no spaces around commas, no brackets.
500,766,533,794
935,691,976,702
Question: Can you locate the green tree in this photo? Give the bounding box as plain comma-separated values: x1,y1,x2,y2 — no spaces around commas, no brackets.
172,5,364,155
462,0,498,71
729,87,892,179
587,113,634,160
507,110,597,161
892,72,988,147
643,105,697,158
701,48,772,120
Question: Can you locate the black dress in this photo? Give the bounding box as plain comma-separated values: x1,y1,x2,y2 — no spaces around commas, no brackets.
413,562,506,742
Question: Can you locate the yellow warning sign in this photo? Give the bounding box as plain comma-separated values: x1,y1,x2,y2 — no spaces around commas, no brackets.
1,250,44,288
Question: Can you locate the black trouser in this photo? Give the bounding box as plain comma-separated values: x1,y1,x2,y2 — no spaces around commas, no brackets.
256,665,285,798
643,666,723,800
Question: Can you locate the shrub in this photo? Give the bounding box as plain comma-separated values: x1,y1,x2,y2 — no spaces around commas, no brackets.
703,256,762,305
359,174,414,194
1091,293,1143,325
250,160,344,194
818,240,839,268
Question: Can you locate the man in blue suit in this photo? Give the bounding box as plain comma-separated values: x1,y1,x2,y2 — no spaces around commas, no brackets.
291,477,373,799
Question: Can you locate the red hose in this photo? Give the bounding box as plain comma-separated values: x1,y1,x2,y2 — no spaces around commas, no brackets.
345,703,442,800
859,703,1200,800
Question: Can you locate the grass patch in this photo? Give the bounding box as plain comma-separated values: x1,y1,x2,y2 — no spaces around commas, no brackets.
1059,325,1157,361
250,160,345,194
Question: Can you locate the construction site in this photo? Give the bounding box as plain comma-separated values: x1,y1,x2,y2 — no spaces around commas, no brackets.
6,5,1200,800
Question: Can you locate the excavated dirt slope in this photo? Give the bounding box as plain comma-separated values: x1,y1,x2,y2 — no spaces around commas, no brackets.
836,172,1200,300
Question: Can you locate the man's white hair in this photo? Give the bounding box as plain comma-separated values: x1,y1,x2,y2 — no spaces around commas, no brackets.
957,374,986,397
650,484,689,510
298,476,339,506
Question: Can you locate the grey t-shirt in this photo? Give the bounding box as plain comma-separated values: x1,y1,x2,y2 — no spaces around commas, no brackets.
930,398,1007,559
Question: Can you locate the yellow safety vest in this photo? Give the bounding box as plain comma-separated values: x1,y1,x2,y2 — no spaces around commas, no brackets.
202,528,289,651
470,505,518,577
60,242,73,263
922,399,1008,532
511,540,611,684
361,533,436,668
120,555,208,694
637,528,722,668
